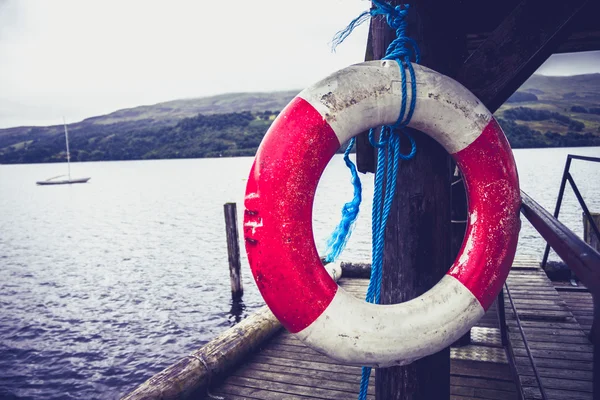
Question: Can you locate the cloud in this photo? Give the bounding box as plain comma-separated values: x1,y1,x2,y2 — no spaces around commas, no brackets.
2,1,599,129
0,0,370,128
536,51,600,76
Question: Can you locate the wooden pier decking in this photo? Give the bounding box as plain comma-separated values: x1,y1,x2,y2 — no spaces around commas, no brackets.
205,259,595,400
503,262,594,400
212,275,516,400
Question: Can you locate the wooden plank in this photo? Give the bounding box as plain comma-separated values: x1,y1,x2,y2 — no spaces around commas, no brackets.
520,375,593,393
251,353,515,384
451,375,516,392
451,360,514,381
258,348,349,365
450,384,518,400
251,354,362,375
506,319,584,331
521,385,543,400
375,1,460,397
214,381,374,400
509,340,593,353
223,375,375,400
516,364,593,381
450,397,486,400
542,388,593,400
508,332,591,345
243,361,372,385
214,384,314,400
231,367,375,395
514,355,592,371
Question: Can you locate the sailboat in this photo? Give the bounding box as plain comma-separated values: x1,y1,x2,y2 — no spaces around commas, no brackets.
36,119,90,185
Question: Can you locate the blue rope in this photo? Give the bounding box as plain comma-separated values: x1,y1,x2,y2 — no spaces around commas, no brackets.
324,138,362,263
332,3,421,400
324,2,418,263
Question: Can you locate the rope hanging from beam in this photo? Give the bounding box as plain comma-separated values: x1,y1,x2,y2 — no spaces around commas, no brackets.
326,2,420,399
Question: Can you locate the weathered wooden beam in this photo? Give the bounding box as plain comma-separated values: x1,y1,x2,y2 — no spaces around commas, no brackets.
122,305,281,400
374,1,466,399
356,16,390,174
360,0,592,172
455,0,590,113
583,212,600,253
340,261,372,278
224,202,243,300
467,29,600,55
122,263,342,399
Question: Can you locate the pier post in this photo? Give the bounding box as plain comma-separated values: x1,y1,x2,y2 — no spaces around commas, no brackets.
224,202,243,300
583,212,600,252
369,1,466,399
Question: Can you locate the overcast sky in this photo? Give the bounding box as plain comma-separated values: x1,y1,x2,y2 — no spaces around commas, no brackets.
1,0,599,129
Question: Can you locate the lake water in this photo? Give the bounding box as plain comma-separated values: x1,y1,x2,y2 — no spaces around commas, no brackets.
1,146,599,399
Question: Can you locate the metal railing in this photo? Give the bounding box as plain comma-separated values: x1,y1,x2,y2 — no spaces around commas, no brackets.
497,285,548,400
541,154,600,270
520,189,600,398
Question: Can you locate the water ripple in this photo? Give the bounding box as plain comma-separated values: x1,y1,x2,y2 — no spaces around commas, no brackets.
0,148,598,398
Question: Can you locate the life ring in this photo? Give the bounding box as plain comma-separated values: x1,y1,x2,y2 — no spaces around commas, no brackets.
243,60,520,367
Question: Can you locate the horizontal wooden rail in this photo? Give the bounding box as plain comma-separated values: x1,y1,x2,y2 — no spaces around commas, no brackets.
521,190,600,294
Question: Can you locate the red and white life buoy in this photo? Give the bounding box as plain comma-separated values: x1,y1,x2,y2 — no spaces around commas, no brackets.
243,60,520,367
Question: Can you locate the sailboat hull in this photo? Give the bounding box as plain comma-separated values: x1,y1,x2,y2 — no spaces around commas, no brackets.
35,120,91,186
36,177,91,185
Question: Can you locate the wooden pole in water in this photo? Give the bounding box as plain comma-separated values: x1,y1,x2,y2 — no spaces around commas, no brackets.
370,1,466,399
224,202,243,300
583,212,600,253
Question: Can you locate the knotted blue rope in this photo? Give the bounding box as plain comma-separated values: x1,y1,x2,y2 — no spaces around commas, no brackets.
330,3,420,400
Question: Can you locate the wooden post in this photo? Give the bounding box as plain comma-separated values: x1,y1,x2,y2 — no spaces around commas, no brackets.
224,202,243,300
374,1,466,399
583,212,600,252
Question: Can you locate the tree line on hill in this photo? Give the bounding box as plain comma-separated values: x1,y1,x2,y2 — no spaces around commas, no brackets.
497,106,600,148
1,106,599,164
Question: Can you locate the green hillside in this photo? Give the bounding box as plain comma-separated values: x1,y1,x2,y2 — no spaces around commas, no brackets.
495,73,600,147
1,75,599,164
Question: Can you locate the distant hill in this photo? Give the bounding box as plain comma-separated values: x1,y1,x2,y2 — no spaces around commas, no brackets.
83,90,299,126
1,75,599,164
0,90,297,140
0,90,298,163
495,73,600,147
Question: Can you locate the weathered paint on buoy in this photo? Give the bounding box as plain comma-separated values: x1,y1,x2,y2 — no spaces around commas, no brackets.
243,60,520,367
